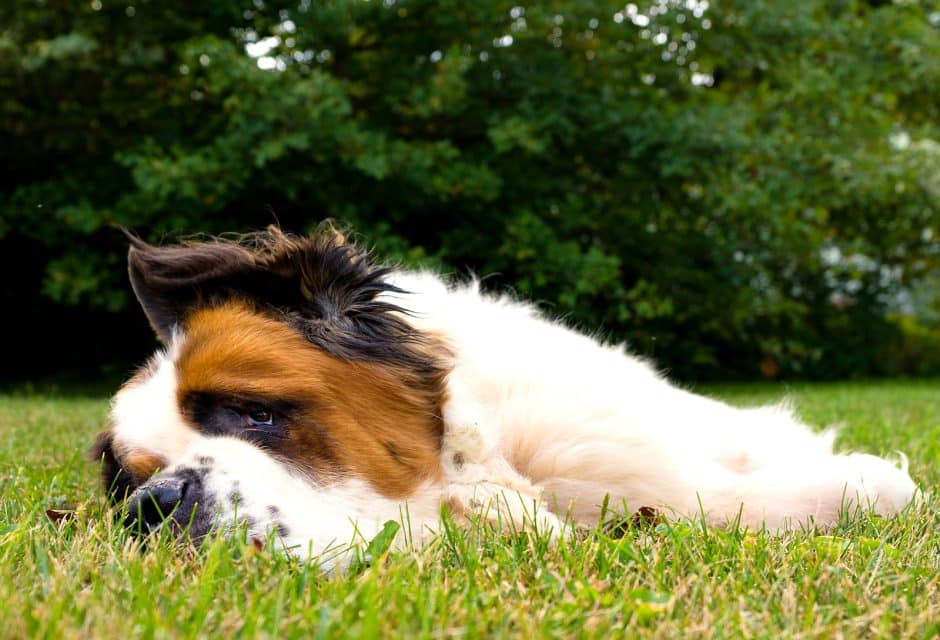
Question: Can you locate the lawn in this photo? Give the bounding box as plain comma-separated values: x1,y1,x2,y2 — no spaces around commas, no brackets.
1,381,938,638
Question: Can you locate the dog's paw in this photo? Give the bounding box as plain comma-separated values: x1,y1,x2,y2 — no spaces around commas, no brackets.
842,453,918,516
443,480,567,537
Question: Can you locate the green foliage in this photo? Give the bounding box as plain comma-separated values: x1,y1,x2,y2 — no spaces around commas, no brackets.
1,0,938,380
1,383,938,637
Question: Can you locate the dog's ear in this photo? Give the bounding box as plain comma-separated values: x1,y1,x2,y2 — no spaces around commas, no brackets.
125,231,298,342
123,225,397,345
127,234,238,341
123,226,441,375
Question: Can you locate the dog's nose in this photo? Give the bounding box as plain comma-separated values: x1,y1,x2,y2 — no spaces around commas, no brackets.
125,476,189,532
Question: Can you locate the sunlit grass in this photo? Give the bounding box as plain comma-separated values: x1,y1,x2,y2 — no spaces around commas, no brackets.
0,382,938,638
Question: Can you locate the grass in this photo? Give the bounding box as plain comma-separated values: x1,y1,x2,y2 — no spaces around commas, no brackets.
1,380,938,639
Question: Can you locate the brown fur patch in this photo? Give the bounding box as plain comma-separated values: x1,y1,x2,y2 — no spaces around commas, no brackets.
124,451,167,481
176,301,450,497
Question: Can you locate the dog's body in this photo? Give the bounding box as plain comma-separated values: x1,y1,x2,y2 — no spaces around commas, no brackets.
96,228,919,570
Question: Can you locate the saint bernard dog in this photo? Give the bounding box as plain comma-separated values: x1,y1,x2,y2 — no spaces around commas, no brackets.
92,225,919,570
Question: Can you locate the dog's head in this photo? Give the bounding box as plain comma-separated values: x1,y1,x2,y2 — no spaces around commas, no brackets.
92,226,450,565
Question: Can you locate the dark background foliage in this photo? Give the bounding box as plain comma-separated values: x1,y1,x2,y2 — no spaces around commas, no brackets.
2,0,938,386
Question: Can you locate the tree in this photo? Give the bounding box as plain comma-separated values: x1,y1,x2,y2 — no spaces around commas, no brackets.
1,0,938,382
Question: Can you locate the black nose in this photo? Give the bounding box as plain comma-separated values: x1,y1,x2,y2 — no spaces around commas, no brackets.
125,476,189,533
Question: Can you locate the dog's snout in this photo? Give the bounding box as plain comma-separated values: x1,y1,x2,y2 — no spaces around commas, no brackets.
124,472,204,535
125,476,188,531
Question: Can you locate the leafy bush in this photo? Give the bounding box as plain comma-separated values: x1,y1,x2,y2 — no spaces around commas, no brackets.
1,0,937,381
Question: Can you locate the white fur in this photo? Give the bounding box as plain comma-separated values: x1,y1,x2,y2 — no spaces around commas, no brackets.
111,270,919,565
110,336,197,463
172,438,442,572
387,273,918,530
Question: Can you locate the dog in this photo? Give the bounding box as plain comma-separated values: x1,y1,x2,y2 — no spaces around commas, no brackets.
92,225,919,570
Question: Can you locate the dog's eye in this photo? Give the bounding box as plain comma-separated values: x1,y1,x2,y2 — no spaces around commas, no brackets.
242,408,273,427
185,394,288,441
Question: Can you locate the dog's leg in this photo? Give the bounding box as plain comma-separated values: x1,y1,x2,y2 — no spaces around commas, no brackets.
440,420,567,535
438,376,567,535
702,451,919,530
554,453,917,531
522,413,919,531
681,405,920,529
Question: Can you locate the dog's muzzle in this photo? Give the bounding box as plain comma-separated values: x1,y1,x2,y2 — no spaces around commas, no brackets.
124,468,215,540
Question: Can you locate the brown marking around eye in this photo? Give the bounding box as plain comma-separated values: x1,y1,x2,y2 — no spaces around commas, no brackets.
175,301,452,498
124,451,167,482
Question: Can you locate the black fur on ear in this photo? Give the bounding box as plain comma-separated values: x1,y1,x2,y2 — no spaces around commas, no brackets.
125,228,265,342
124,224,445,377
